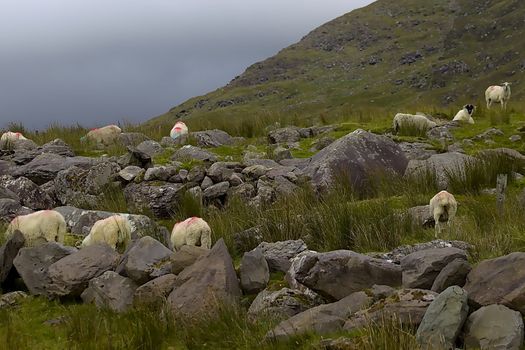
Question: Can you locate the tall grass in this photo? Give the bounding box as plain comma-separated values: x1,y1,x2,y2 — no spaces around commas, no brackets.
353,315,421,350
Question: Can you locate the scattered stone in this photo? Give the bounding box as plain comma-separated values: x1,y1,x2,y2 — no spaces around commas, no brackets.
81,271,138,312
0,176,54,210
136,140,163,158
192,129,234,148
510,134,522,142
0,291,29,308
240,248,269,294
248,288,321,319
124,182,184,219
134,274,177,305
256,240,308,273
118,166,144,182
431,258,471,292
268,127,301,144
273,146,292,162
171,145,217,163
123,236,173,285
372,240,472,264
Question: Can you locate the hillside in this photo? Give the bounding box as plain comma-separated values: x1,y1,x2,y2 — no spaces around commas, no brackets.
147,0,525,129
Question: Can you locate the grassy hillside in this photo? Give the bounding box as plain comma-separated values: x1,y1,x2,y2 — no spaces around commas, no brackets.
146,0,525,132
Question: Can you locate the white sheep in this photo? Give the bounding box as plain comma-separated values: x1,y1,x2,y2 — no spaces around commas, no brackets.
170,121,188,140
485,82,511,110
171,217,211,251
81,125,122,147
0,131,29,149
80,215,132,251
452,104,475,124
5,210,66,246
429,190,457,238
393,113,437,134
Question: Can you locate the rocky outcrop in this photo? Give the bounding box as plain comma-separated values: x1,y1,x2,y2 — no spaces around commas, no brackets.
0,176,54,210
124,182,184,219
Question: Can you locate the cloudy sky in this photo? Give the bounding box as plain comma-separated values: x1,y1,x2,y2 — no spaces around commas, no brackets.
0,0,372,129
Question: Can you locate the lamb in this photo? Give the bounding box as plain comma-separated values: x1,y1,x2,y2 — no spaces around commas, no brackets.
485,82,511,110
0,131,29,149
452,104,475,124
80,215,132,251
429,190,457,238
5,210,67,246
393,113,437,134
170,121,188,140
81,125,122,147
171,217,212,251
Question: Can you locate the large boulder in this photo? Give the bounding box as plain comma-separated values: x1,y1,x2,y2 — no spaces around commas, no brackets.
192,129,235,148
13,242,77,297
407,205,434,228
464,304,524,350
401,247,467,289
47,244,120,297
0,176,54,210
373,240,472,264
167,239,241,316
431,258,471,293
303,129,408,193
118,146,153,169
248,288,321,319
136,140,163,158
256,240,308,273
0,230,25,284
134,274,177,306
267,291,371,340
240,248,269,294
170,245,208,275
81,271,138,312
171,145,218,163
416,286,469,350
122,236,173,285
295,250,402,301
464,252,525,313
124,182,184,219
268,127,301,144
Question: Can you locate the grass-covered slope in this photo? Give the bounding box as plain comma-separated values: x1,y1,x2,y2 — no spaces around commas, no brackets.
146,0,525,131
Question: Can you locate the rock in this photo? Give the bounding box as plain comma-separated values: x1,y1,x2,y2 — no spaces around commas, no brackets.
416,286,469,350
0,186,19,201
0,230,25,284
0,291,29,308
244,158,280,168
273,146,292,162
256,240,308,273
344,289,438,331
431,258,472,292
268,127,301,144
12,153,95,185
167,239,240,316
13,243,77,297
372,240,472,264
295,250,402,301
229,183,256,200
124,182,184,219
207,162,241,182
203,181,230,202
134,274,177,305
426,122,459,141
398,142,437,161
136,140,163,158
160,136,180,148
248,288,321,319
47,244,120,297
118,132,150,147
0,160,14,176
171,145,218,163
39,139,75,157
304,129,408,193
170,245,208,275
272,176,298,197
310,136,335,152
240,248,269,294
192,129,234,148
144,166,177,182
464,252,525,313
242,165,270,180
186,166,206,185
405,152,476,190
465,304,524,350
510,134,522,142
118,146,153,169
81,271,137,312
0,199,33,222
401,247,467,289
473,128,504,141
123,236,173,285
233,226,264,253
118,166,144,182
268,291,371,340
407,205,434,228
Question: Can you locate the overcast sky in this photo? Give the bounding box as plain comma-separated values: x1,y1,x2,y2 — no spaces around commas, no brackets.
0,0,373,129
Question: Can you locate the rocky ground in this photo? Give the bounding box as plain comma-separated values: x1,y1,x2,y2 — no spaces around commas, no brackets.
2,112,525,349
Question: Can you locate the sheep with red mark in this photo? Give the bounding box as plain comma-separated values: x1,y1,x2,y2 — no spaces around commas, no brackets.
171,217,211,250
80,215,132,251
0,131,29,149
485,82,511,110
170,121,188,141
81,124,122,148
5,210,67,246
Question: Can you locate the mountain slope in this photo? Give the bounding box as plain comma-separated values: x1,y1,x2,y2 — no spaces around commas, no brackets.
147,0,525,128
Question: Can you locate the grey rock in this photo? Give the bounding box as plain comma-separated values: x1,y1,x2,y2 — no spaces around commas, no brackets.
0,291,29,308
118,146,153,169
0,186,19,201
0,176,53,210
187,166,206,185
398,142,437,161
171,145,217,163
192,129,234,148
310,136,335,152
465,304,524,350
39,139,75,157
81,271,137,312
257,240,308,273
13,242,77,296
431,258,472,292
207,162,241,182
144,166,177,182
373,240,472,264
240,248,269,294
160,136,180,148
248,288,321,319
510,134,522,142
273,146,292,162
203,181,230,202
242,165,270,180
228,183,256,200
170,245,208,275
136,140,163,158
401,247,467,289
473,128,504,141
118,132,150,147
0,160,14,176
304,129,408,193
416,286,469,349
0,199,33,222
47,244,120,297
295,250,402,301
167,239,240,316
0,230,25,283
407,205,434,228
118,166,144,182
243,158,280,168
233,226,264,253
426,122,459,141
268,127,301,144
123,236,173,285
124,182,184,219
134,274,177,305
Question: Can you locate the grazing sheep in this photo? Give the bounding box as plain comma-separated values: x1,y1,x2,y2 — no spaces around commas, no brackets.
80,215,132,251
171,217,211,250
5,210,66,246
170,121,188,140
0,131,29,149
485,82,511,110
81,125,122,147
429,191,457,238
452,104,475,124
393,113,437,134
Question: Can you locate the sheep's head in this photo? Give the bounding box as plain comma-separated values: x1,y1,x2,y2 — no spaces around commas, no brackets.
464,104,475,115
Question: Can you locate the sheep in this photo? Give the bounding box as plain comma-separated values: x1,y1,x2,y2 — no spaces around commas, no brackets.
429,190,457,238
452,104,475,124
0,131,29,149
170,121,188,140
485,82,511,110
81,125,122,147
80,215,132,251
171,217,211,251
393,113,437,134
5,210,66,246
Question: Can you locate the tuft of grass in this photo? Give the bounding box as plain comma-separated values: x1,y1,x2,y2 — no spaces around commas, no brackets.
352,315,421,350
